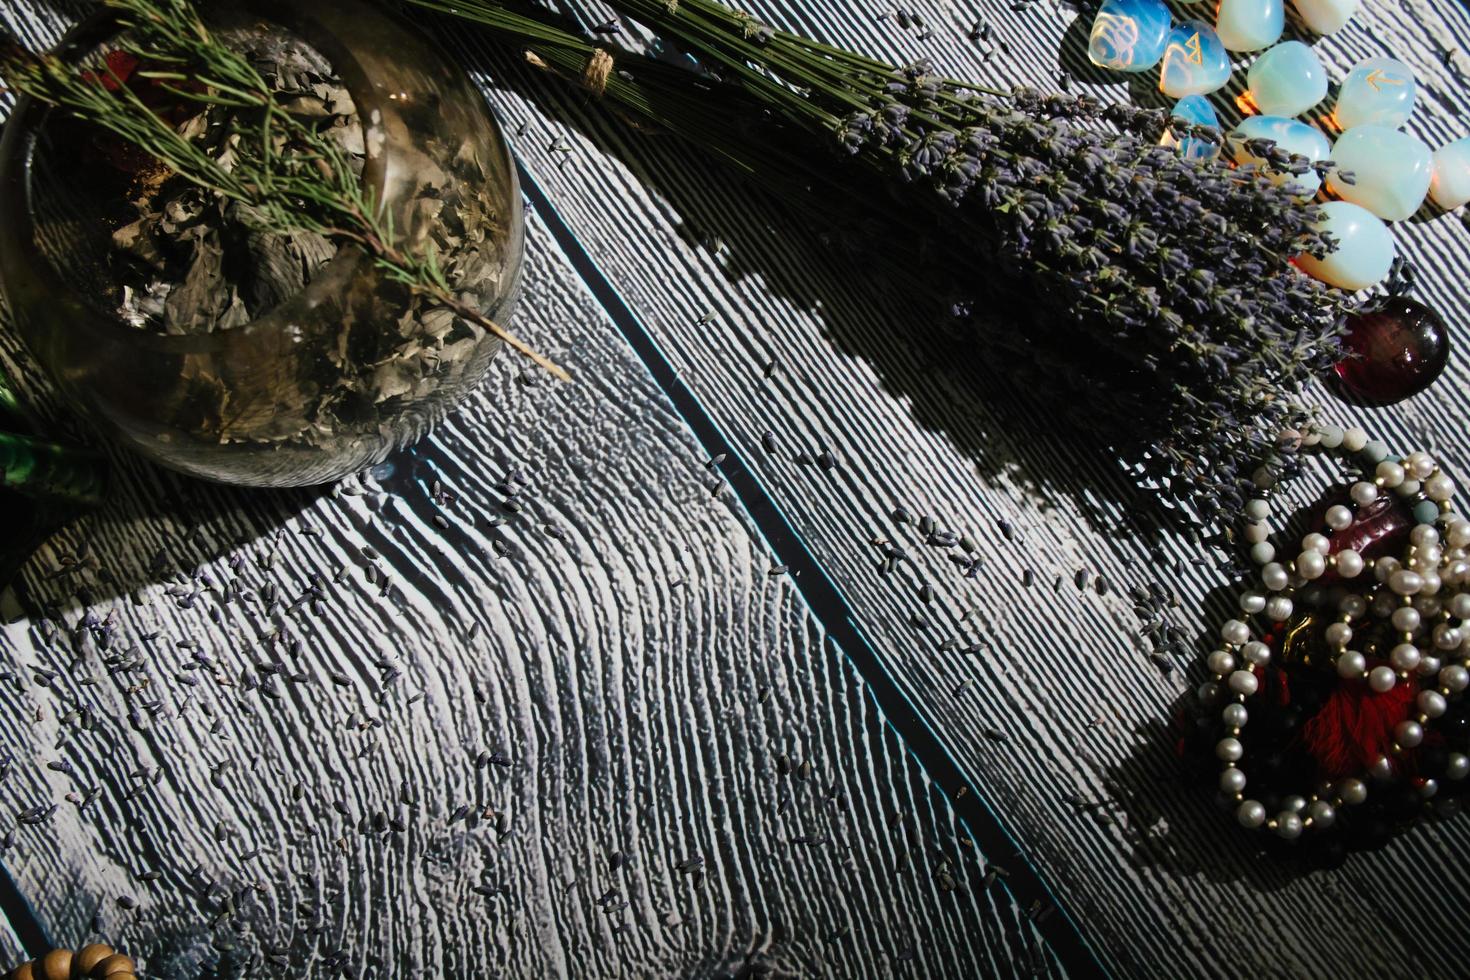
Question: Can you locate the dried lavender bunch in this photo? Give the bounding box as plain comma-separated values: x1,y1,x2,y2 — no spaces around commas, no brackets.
602,0,1354,518
0,0,568,379
416,0,1350,517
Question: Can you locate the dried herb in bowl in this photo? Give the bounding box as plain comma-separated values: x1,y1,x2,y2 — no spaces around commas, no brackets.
0,0,538,486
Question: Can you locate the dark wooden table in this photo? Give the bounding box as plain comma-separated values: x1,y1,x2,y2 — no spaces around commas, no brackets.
3,0,1470,976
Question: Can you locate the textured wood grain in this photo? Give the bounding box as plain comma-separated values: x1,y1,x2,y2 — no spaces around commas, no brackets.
0,227,1062,978
0,6,1065,973
423,0,1470,975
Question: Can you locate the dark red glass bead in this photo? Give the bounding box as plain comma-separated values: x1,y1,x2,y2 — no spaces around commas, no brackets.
1334,297,1450,405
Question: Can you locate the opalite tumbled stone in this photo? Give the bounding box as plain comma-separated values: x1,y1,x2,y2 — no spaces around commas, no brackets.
1216,0,1284,52
1429,137,1470,211
1088,0,1172,72
1326,125,1433,221
1230,115,1331,196
1335,57,1416,130
1291,0,1358,35
1295,201,1395,290
1246,41,1328,118
1159,22,1231,98
1162,94,1221,161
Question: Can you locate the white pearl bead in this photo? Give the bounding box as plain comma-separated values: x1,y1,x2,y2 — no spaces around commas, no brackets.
1451,593,1470,620
1450,523,1470,549
1369,754,1396,779
1390,569,1425,596
1376,461,1406,488
1242,641,1271,666
1426,473,1455,502
1245,521,1270,544
1351,481,1379,505
1336,650,1367,678
1237,799,1267,827
1229,670,1260,696
1408,452,1437,480
1435,625,1463,650
1274,812,1304,839
1239,591,1267,614
1415,595,1443,617
1371,592,1398,618
1375,556,1401,582
1221,619,1250,645
1302,532,1332,554
1418,655,1442,677
1396,720,1425,748
1390,642,1422,671
1297,551,1326,580
1223,703,1249,727
1448,754,1470,780
1418,690,1447,718
1340,594,1368,617
1420,778,1439,799
1397,479,1421,498
1343,427,1368,452
1251,541,1277,566
1217,737,1245,761
1339,778,1368,804
1262,563,1290,591
1369,665,1397,692
1308,800,1336,828
1245,498,1271,521
1198,681,1223,703
1415,545,1444,569
1220,767,1248,793
1390,605,1421,631
1324,505,1354,530
1441,665,1470,692
1208,650,1237,674
1335,549,1364,578
1411,524,1440,547
1421,570,1443,596
1266,596,1294,621
1325,621,1353,647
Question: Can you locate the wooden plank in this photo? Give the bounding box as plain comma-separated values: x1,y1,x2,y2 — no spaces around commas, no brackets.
0,221,1062,977
0,899,28,972
435,0,1470,975
0,9,1063,970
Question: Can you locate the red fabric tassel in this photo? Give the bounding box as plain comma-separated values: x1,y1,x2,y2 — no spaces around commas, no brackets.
1301,677,1418,777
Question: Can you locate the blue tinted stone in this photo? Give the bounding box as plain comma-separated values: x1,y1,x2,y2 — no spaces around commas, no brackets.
1335,57,1416,130
1430,136,1470,211
1088,0,1172,72
1230,116,1331,196
1216,0,1284,52
1294,201,1395,291
1326,125,1433,222
1246,41,1328,117
1159,22,1232,98
1162,94,1221,161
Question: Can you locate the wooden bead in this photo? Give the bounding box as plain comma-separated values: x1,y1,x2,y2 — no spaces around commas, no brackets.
8,961,36,980
36,952,70,980
71,946,113,979
88,956,135,979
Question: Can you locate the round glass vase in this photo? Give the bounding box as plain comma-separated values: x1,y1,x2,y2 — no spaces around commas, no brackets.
0,0,524,487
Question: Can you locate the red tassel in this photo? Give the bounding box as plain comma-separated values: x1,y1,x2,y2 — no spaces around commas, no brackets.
1301,677,1418,777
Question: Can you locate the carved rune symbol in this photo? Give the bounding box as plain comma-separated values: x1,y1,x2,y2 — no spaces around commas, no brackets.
1365,68,1405,92
1184,32,1204,66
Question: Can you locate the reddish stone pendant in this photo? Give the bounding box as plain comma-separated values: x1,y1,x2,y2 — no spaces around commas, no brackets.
1334,297,1450,405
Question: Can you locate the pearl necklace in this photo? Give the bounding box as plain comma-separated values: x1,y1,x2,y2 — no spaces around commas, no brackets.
1205,421,1469,839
